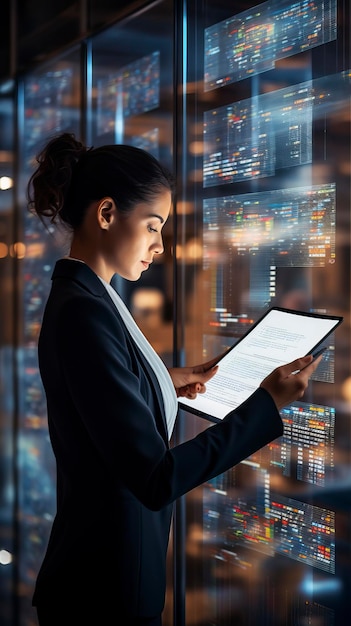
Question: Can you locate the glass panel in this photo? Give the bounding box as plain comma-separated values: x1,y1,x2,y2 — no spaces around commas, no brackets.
90,0,175,368
90,3,175,622
179,1,351,624
17,49,81,626
0,83,15,626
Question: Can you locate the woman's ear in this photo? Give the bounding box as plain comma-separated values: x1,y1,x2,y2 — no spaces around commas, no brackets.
97,198,115,230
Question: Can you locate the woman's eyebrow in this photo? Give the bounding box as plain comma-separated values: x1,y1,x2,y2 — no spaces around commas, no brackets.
147,213,164,224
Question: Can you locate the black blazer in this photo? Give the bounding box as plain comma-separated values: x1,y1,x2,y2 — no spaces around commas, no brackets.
32,259,283,617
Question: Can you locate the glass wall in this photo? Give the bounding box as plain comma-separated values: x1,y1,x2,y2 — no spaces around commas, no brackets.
16,49,81,625
7,0,351,625
14,2,175,624
0,82,15,626
90,0,175,366
177,1,351,624
89,3,175,621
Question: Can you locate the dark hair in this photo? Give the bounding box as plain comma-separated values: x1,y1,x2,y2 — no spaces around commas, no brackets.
27,133,175,229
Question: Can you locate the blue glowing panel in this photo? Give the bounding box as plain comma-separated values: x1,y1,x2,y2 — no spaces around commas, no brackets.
248,401,335,485
97,51,160,139
204,463,336,573
203,183,336,329
281,402,335,485
24,68,74,169
204,0,337,90
203,94,276,184
203,183,336,268
270,496,335,573
204,464,274,557
203,71,351,187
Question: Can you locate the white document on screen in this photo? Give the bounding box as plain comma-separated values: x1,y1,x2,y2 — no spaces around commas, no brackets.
178,307,342,421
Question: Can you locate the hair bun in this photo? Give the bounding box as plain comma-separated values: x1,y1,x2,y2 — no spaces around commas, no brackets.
27,133,89,224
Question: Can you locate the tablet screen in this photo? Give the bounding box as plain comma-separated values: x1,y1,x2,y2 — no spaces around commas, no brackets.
178,307,343,421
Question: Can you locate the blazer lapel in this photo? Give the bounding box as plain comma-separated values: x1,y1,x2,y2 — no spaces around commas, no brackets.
52,259,170,444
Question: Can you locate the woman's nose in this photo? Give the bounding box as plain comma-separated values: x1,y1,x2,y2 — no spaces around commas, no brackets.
153,233,164,254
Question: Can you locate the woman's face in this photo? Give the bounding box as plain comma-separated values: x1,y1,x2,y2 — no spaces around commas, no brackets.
104,190,172,281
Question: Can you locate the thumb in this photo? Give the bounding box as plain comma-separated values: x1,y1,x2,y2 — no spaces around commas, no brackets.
196,365,218,383
189,365,219,387
179,366,219,399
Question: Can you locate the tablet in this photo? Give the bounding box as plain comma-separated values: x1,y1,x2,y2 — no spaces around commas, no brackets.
178,306,343,422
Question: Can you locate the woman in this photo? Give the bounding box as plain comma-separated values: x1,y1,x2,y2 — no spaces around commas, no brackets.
27,133,321,626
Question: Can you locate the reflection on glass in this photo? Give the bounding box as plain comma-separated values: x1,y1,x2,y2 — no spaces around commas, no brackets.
204,0,337,90
0,86,15,626
203,72,350,187
18,51,81,625
91,2,174,370
180,1,351,624
97,51,160,142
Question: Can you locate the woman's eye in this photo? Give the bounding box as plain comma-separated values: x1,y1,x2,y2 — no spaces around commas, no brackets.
148,225,158,233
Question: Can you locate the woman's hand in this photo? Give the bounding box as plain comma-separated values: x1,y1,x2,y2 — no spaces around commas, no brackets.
260,353,323,410
169,351,323,407
168,355,220,399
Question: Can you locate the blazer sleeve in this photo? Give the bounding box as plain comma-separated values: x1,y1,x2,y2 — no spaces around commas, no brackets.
52,293,283,511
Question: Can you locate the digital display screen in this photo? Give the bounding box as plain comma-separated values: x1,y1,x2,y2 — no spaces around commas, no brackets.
204,461,335,573
97,51,160,141
203,71,351,187
203,183,336,268
23,68,74,170
271,495,335,573
202,183,336,333
182,2,350,619
204,0,337,90
249,401,335,485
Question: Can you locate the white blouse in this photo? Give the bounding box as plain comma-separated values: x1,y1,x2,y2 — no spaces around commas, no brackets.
99,276,178,440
